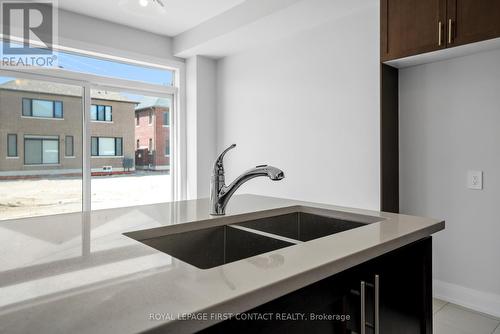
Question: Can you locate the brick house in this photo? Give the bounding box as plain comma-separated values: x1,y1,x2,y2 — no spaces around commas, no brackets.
134,97,170,171
0,80,137,177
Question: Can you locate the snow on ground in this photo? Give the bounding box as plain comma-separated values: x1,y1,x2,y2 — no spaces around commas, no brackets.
0,172,171,220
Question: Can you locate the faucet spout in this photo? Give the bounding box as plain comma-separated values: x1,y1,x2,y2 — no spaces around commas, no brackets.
210,145,285,215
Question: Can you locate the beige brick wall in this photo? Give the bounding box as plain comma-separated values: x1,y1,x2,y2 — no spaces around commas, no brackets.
90,98,136,170
0,89,136,174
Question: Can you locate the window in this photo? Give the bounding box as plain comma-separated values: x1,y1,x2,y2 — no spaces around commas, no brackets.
65,136,74,157
7,134,17,157
91,104,112,121
148,138,153,151
0,49,178,219
22,98,63,119
136,139,140,149
91,137,123,156
165,140,170,156
24,136,59,165
163,111,169,126
116,138,123,156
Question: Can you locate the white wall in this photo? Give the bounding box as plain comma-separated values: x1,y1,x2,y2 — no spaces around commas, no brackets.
186,56,218,199
216,5,380,209
57,9,177,62
400,48,500,317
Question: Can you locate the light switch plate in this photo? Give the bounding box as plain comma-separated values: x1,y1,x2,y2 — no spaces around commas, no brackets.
467,170,483,190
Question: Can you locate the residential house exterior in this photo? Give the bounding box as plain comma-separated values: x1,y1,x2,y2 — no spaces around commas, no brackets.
0,80,137,177
135,97,170,171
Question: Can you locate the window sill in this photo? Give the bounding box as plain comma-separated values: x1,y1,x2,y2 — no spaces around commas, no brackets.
64,156,76,159
162,125,170,128
91,156,124,159
91,120,113,123
6,156,19,159
21,116,64,121
24,164,61,167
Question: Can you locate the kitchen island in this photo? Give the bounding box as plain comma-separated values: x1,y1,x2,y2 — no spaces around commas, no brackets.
0,194,444,333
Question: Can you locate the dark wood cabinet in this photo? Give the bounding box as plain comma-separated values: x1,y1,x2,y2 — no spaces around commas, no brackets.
345,237,432,334
381,0,500,61
201,238,432,334
380,1,500,210
381,0,447,61
447,0,500,47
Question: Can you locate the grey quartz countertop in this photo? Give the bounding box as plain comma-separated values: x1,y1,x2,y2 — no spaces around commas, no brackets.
0,194,444,334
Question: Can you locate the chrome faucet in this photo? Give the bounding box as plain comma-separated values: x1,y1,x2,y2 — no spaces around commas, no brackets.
210,144,285,215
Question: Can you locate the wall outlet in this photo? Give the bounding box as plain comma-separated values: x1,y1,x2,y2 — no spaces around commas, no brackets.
467,170,483,190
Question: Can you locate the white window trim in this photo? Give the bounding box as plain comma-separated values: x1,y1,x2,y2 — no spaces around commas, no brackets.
6,156,19,159
21,116,64,121
91,156,124,159
91,120,113,124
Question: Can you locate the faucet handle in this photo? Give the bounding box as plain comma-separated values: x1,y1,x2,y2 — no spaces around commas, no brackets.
214,144,236,174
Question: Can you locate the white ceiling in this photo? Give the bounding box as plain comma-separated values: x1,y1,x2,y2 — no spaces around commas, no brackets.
57,0,246,37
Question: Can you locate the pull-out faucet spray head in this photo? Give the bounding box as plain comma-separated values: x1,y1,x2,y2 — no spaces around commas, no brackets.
210,144,285,215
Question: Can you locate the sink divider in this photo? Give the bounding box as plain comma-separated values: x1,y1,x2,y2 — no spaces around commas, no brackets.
228,224,303,245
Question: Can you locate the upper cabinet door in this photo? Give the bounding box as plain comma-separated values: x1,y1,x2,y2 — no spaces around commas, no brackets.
381,0,447,61
447,0,500,47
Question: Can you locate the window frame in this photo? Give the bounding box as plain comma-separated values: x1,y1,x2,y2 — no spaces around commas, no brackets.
91,104,112,122
91,136,123,157
165,139,170,157
22,98,64,119
0,44,184,210
65,135,74,157
7,133,18,157
23,136,60,165
162,111,170,127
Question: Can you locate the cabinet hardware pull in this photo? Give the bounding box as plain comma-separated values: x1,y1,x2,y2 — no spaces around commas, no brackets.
375,275,380,334
448,19,453,44
361,281,366,334
438,21,443,46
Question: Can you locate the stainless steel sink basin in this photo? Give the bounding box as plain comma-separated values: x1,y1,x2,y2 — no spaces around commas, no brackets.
235,212,368,242
135,225,294,269
125,208,382,270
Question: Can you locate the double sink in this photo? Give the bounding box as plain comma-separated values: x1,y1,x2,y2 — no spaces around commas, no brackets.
125,209,383,269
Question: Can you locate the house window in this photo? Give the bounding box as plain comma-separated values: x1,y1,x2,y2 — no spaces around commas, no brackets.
65,135,74,157
7,134,17,157
148,111,152,125
91,104,112,121
136,115,139,126
24,136,59,165
116,138,123,156
163,111,169,126
91,137,123,156
22,98,63,119
148,138,153,151
165,140,170,156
